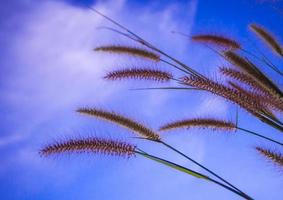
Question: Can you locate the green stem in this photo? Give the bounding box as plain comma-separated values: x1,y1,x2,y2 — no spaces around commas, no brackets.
240,48,283,77
237,127,283,146
136,150,253,200
160,58,190,74
158,140,251,199
135,149,208,179
257,114,283,133
88,7,208,79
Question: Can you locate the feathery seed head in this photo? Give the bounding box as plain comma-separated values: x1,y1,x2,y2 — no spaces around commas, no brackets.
192,34,240,49
94,45,160,61
182,75,268,117
223,52,283,97
250,24,283,57
77,108,160,140
256,146,283,168
104,68,173,82
40,137,136,158
219,67,270,95
232,82,283,113
224,51,259,76
222,68,283,112
159,118,236,131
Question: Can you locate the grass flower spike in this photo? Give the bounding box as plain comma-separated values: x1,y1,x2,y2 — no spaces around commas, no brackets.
192,34,240,49
104,68,173,82
159,118,236,131
94,45,160,61
77,108,160,140
256,147,283,168
250,24,283,57
40,137,136,158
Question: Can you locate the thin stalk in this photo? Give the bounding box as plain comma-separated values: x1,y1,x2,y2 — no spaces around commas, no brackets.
197,42,283,100
237,127,283,146
243,38,283,76
171,77,182,82
257,114,283,132
160,58,191,74
236,106,239,128
261,112,283,127
262,57,283,76
240,48,283,76
245,38,280,66
96,26,139,43
158,140,250,198
135,149,208,179
156,49,206,78
207,178,252,200
135,150,253,200
92,10,283,132
136,137,250,199
88,7,207,79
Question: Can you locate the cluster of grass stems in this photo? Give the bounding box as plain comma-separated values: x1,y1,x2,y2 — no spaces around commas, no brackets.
40,7,283,199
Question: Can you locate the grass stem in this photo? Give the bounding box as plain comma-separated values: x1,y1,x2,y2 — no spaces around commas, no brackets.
237,127,283,146
136,149,253,200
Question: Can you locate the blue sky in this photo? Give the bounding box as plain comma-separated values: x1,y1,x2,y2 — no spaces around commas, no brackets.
0,0,283,199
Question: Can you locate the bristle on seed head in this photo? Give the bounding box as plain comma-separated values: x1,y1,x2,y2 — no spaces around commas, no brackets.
250,24,283,57
192,34,240,49
181,75,269,118
219,67,269,95
94,45,160,61
77,108,160,140
222,52,283,98
159,118,236,131
223,51,260,77
39,137,136,158
104,68,172,82
256,146,283,168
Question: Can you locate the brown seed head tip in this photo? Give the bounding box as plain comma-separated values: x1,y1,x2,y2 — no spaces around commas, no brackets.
219,67,267,95
256,146,283,167
76,108,83,113
224,51,253,72
39,137,136,158
104,68,173,82
182,75,266,117
76,107,160,141
160,118,236,132
224,70,282,112
223,52,283,98
192,34,240,49
76,107,92,115
94,45,160,61
223,51,266,82
250,24,282,56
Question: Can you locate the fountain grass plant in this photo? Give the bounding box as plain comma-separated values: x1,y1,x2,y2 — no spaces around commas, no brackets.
41,5,283,199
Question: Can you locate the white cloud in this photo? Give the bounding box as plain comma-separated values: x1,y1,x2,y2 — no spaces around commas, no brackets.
0,133,24,146
2,2,252,200
1,0,201,145
1,0,125,145
0,1,212,193
197,96,229,117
